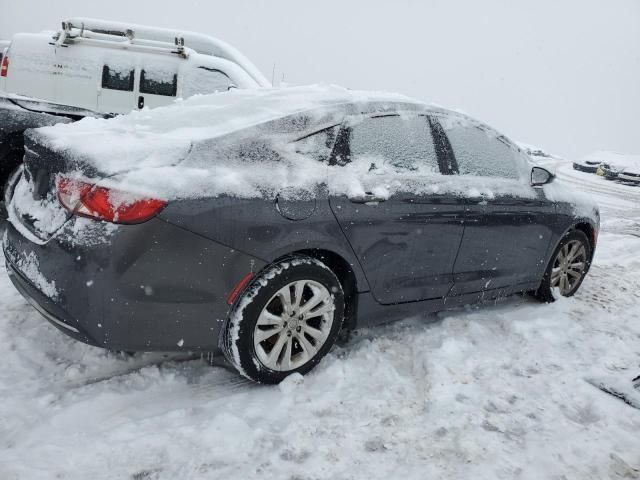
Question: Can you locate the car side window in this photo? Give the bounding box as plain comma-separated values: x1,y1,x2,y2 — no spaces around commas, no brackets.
140,69,178,97
293,126,339,163
101,65,134,92
347,115,439,173
440,118,521,179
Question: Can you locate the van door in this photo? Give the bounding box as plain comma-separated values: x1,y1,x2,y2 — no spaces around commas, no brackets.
98,64,136,114
136,65,179,110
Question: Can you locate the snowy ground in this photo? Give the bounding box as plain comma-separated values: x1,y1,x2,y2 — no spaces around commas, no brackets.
0,161,639,479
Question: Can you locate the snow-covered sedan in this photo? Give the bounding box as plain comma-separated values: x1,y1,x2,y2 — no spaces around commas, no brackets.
2,86,600,383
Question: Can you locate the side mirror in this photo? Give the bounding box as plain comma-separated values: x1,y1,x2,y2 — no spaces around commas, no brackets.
531,166,554,186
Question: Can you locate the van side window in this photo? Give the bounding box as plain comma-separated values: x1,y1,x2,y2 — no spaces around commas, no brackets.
101,66,134,92
140,70,177,97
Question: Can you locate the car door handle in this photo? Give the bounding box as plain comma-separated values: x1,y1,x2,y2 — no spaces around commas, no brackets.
348,193,387,204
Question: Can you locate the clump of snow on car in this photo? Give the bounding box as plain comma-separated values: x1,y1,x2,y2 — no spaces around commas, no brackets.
543,181,600,220
59,217,119,247
8,171,68,244
326,155,536,201
13,251,59,300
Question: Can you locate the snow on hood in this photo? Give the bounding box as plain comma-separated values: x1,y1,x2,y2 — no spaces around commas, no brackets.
581,151,640,172
31,85,419,176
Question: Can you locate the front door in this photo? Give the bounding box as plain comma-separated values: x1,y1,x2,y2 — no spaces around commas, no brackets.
435,114,555,295
328,114,465,304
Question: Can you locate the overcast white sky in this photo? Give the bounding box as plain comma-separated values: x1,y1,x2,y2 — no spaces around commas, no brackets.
1,0,638,159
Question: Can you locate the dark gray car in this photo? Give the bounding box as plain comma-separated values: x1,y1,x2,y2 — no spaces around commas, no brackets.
2,87,599,383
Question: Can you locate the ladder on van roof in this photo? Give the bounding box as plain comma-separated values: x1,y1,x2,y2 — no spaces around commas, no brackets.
55,21,188,58
57,17,270,87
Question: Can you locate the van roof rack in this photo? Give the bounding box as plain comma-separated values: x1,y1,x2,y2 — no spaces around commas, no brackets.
60,18,270,87
55,20,188,58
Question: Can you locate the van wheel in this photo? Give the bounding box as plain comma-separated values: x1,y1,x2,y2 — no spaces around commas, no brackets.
535,230,592,302
222,256,344,384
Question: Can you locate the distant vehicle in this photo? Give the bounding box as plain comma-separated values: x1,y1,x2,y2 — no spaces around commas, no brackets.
573,159,609,174
3,86,600,383
0,18,269,206
574,151,640,186
617,170,640,186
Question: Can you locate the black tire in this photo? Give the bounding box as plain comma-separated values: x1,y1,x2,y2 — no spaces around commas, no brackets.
222,256,345,384
535,229,592,302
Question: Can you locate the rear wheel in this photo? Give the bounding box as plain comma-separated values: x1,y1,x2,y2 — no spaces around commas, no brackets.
535,230,592,302
222,256,344,384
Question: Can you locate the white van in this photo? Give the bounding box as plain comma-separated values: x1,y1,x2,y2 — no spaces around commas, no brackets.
1,18,269,114
0,18,269,210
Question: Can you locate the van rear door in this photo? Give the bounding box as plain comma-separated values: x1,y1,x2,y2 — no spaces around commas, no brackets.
98,64,136,114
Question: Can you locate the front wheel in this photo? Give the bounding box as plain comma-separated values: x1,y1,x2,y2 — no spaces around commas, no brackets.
222,256,345,384
535,230,592,302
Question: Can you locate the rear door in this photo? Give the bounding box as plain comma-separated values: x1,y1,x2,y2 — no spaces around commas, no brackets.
436,115,555,294
97,64,136,114
328,114,465,305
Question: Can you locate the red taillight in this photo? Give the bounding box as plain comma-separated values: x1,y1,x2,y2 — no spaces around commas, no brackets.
0,55,8,77
56,176,167,224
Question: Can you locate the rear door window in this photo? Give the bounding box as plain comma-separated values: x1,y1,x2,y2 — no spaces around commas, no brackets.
140,69,177,97
293,126,339,163
101,65,134,91
440,117,522,179
346,115,440,173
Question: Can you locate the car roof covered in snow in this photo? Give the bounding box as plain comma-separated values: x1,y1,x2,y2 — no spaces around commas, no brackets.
29,85,435,175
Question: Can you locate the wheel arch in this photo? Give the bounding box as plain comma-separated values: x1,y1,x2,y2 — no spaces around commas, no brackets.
573,222,596,250
274,248,361,330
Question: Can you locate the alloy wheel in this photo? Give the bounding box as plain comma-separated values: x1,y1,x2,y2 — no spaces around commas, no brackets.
550,239,587,295
253,280,335,371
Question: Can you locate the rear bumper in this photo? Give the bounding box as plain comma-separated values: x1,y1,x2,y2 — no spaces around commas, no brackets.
3,215,267,352
6,259,100,346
